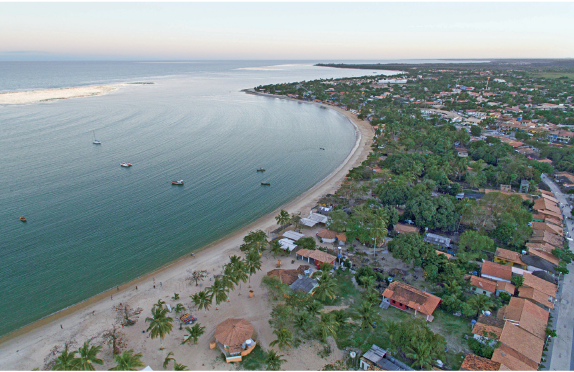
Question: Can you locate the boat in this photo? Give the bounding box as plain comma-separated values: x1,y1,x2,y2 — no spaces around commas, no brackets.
256,168,265,172
92,131,101,145
120,163,132,167
19,216,27,222
261,182,271,186
171,180,184,185
320,148,325,150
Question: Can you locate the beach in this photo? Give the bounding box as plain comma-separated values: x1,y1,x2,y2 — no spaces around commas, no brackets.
0,90,374,370
0,83,152,105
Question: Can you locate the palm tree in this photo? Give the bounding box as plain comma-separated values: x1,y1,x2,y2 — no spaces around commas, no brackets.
231,260,249,291
191,290,212,316
316,312,339,342
222,264,238,295
163,352,175,369
269,327,293,351
145,306,174,350
275,209,291,227
76,341,103,371
305,301,322,317
244,250,262,284
405,340,435,370
109,349,145,371
52,348,79,371
173,363,189,371
363,289,380,306
243,230,268,255
182,323,206,345
370,216,387,257
358,275,376,290
153,299,166,311
206,276,228,308
293,311,311,331
268,240,284,257
265,350,286,371
353,301,377,329
313,271,338,302
466,294,494,317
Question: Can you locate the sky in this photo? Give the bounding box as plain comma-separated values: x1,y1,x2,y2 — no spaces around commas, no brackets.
0,2,573,61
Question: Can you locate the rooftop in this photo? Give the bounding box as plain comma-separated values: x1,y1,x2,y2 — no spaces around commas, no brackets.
495,248,525,266
461,353,501,371
522,272,557,298
382,281,441,316
470,275,497,293
499,322,543,364
481,261,513,281
491,344,538,371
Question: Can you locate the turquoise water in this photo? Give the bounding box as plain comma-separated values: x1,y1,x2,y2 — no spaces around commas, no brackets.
0,62,385,336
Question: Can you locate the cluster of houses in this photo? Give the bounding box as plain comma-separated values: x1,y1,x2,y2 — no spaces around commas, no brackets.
460,188,565,370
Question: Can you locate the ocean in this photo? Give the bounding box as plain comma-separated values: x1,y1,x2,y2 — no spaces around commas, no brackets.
0,60,390,337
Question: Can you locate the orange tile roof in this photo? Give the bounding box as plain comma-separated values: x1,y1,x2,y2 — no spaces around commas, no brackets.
532,221,563,236
267,265,310,286
495,248,526,266
502,298,549,339
482,261,513,281
492,344,538,370
522,272,557,298
499,322,543,364
529,231,563,248
525,242,556,253
540,193,559,204
535,209,563,220
296,249,337,264
533,198,561,215
382,281,441,316
496,280,515,294
394,223,420,234
518,287,554,309
539,190,555,197
528,249,560,266
436,250,453,259
470,275,497,293
461,354,501,371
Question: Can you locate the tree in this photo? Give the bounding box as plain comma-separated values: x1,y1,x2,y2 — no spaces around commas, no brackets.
182,323,206,345
306,301,323,317
328,209,348,232
265,350,287,371
463,295,494,318
145,306,174,350
293,311,311,331
458,230,495,260
268,240,284,257
405,195,459,230
174,303,186,316
315,312,339,342
52,348,79,371
163,352,175,369
387,232,433,267
511,276,523,288
109,350,145,371
229,259,249,290
313,271,338,302
75,341,103,371
275,209,291,227
296,236,316,251
152,299,166,311
173,363,189,371
241,230,268,254
470,125,482,137
206,276,228,307
269,327,294,351
189,270,208,286
102,326,126,355
191,290,212,316
369,215,388,256
244,250,262,283
405,340,436,370
353,301,377,329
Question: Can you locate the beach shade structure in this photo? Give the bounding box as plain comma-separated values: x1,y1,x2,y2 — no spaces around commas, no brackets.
214,318,256,363
317,229,337,243
278,238,297,252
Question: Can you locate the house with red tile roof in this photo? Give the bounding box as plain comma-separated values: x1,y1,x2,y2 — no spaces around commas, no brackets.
491,343,538,370
497,321,544,367
500,297,549,340
461,353,501,371
380,281,441,322
469,275,497,297
481,261,513,283
496,281,515,296
494,248,526,269
471,315,504,345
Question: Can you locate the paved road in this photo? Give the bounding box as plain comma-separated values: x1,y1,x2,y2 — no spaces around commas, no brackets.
541,174,574,371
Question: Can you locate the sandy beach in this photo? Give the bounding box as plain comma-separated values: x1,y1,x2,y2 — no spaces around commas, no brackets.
0,90,374,370
0,83,152,105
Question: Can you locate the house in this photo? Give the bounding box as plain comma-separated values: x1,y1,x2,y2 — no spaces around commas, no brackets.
519,273,557,309
528,231,563,250
266,265,311,286
278,238,298,252
471,315,504,345
533,198,561,215
393,223,420,234
498,321,544,367
295,249,336,269
469,275,497,297
494,248,526,269
481,261,513,283
532,221,563,237
289,277,318,294
460,354,501,371
300,212,328,227
281,230,305,241
214,318,256,363
525,242,557,254
380,281,442,322
491,343,539,370
423,233,451,248
316,229,337,243
499,297,549,340
496,280,515,296
359,344,413,371
521,250,558,276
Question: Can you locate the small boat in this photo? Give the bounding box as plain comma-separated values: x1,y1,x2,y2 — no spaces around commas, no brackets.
320,148,325,150
120,163,132,167
19,216,27,222
93,131,101,145
171,180,184,185
261,182,271,186
256,168,266,172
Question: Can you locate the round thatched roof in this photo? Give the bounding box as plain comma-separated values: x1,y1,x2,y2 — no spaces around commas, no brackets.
317,229,337,239
215,318,254,351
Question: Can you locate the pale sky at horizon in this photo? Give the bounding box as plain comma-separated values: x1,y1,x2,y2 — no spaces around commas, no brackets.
1,2,573,60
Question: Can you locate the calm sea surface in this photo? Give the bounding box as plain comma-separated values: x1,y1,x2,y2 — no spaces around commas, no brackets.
0,61,392,336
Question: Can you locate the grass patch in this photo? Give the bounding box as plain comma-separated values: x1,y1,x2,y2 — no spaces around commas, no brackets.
320,273,361,306
444,350,466,370
430,309,472,338
531,72,574,79
239,345,267,370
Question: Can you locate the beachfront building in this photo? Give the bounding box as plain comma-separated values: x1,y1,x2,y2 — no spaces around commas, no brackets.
359,344,414,371
295,249,336,269
300,212,328,227
213,318,256,363
316,229,337,243
380,281,441,322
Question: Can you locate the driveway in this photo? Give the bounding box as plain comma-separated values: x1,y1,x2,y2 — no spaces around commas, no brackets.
541,174,574,371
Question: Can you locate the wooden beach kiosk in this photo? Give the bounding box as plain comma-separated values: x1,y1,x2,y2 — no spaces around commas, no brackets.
213,318,256,363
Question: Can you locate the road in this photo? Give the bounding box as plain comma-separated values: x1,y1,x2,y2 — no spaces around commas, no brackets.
541,174,574,371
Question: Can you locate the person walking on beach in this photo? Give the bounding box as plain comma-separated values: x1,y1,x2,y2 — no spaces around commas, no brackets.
111,295,113,300
136,286,138,290
160,282,162,287
153,285,155,289
60,325,63,329
117,286,119,291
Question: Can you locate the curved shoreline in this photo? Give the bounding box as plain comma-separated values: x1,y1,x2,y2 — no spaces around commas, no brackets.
0,82,153,105
0,88,374,365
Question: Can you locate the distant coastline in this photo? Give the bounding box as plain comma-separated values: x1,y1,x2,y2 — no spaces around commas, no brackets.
0,82,154,105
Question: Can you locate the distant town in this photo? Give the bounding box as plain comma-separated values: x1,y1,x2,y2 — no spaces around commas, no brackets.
253,62,574,371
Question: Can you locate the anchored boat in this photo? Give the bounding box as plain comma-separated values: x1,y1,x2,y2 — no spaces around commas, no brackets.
120,163,132,167
171,180,184,185
257,168,265,172
19,216,27,222
261,182,271,186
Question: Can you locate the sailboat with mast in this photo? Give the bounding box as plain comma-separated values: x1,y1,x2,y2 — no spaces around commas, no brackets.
92,131,101,145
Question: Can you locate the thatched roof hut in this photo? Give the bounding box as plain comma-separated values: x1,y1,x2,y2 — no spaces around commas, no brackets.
215,318,254,354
